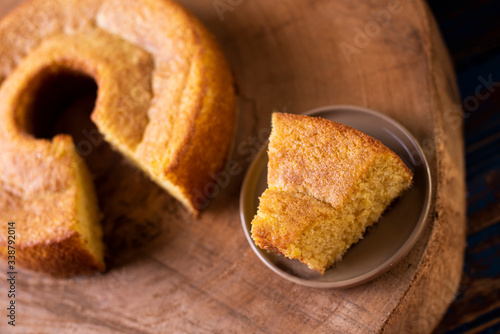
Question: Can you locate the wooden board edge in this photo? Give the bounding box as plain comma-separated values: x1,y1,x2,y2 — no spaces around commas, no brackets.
380,2,467,333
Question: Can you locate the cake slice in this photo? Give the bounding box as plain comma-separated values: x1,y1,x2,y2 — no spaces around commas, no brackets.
251,113,413,273
0,135,105,277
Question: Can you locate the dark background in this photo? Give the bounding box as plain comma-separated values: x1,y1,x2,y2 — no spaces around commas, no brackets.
426,0,500,333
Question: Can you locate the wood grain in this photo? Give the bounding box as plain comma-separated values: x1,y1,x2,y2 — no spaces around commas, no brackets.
0,0,466,333
428,1,500,331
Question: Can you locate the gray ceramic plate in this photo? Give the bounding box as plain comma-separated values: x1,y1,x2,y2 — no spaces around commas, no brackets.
240,105,432,288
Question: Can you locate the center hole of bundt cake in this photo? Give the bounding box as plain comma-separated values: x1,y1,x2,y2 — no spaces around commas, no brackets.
24,68,98,140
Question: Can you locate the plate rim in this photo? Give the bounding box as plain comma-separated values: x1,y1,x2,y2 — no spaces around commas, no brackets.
239,105,432,288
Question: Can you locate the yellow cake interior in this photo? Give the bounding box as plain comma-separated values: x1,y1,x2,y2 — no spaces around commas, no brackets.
251,113,413,273
0,0,236,276
72,150,105,270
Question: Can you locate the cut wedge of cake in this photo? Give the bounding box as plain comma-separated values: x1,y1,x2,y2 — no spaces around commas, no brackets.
251,112,413,273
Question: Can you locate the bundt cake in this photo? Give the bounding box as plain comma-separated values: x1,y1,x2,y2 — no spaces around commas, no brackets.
0,0,236,276
251,113,413,273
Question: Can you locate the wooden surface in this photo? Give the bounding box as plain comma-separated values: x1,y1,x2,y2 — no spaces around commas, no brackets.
427,0,500,332
0,0,466,333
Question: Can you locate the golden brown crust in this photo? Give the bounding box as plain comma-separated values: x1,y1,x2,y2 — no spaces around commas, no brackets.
268,112,412,208
97,0,237,213
2,232,105,277
160,17,237,212
252,113,414,272
0,135,105,277
0,0,236,275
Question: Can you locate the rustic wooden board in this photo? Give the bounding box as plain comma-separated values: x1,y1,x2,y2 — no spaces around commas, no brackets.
0,0,466,333
427,1,500,331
